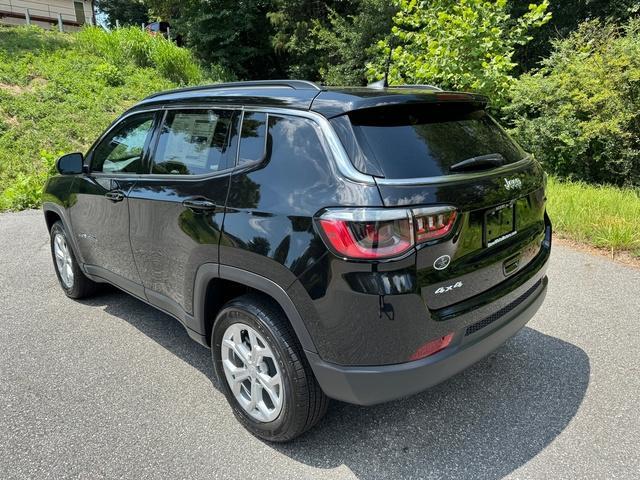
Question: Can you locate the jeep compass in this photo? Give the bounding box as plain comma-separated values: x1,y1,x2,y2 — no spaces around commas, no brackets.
43,80,551,441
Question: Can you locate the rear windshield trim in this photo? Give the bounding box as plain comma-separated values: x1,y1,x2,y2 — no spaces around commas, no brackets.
374,156,533,186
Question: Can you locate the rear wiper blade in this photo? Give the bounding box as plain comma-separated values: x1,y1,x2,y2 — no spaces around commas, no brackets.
449,153,506,172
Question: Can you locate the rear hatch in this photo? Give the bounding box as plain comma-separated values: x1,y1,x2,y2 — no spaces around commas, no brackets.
330,99,548,311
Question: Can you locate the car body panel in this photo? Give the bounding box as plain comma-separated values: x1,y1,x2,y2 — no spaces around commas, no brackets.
42,81,552,406
128,175,230,314
67,175,141,285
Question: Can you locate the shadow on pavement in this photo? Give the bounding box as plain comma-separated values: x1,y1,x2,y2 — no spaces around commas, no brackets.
83,289,590,480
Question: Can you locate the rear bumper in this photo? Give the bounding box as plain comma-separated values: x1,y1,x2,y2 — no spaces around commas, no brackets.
307,275,548,405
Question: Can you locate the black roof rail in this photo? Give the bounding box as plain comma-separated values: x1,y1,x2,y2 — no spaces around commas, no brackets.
392,84,443,91
367,81,443,91
144,80,323,100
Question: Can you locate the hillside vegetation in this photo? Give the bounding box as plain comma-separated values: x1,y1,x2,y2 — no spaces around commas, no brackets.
0,25,215,210
547,178,640,258
0,25,637,259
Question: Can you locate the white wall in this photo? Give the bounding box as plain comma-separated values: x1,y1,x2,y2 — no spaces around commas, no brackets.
0,0,94,25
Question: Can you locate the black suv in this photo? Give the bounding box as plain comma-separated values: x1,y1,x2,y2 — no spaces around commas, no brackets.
43,80,551,441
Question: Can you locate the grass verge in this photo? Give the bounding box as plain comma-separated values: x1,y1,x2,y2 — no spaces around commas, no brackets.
0,25,224,211
547,177,640,258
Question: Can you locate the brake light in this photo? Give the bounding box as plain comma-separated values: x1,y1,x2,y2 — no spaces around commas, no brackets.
317,206,456,260
413,207,457,243
409,333,454,361
318,209,413,259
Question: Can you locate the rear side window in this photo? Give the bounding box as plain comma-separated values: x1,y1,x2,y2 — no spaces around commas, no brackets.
238,112,267,165
152,109,234,175
335,104,526,179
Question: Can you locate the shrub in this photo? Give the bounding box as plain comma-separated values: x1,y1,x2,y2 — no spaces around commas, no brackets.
94,63,124,86
367,0,551,108
503,20,640,186
77,27,205,85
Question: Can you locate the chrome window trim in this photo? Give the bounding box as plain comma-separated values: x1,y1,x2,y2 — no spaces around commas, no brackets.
240,106,378,185
91,105,377,184
88,103,532,187
373,157,534,186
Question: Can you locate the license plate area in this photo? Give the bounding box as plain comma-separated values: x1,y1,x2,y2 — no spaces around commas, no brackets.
484,202,516,247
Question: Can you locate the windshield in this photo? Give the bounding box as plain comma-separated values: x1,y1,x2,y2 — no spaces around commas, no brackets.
335,104,526,179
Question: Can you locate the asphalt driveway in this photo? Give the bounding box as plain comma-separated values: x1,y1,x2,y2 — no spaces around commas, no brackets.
1,210,638,479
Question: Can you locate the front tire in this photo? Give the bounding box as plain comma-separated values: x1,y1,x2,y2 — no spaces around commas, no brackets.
50,221,98,299
212,294,328,442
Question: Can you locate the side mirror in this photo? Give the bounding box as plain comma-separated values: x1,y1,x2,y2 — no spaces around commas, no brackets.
56,152,84,175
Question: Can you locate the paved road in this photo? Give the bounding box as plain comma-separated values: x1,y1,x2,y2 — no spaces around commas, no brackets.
1,210,639,479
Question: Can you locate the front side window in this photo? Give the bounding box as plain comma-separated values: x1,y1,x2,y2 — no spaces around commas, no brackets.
91,113,155,174
152,109,234,175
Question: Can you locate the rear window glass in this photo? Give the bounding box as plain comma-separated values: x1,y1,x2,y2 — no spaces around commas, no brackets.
337,104,526,179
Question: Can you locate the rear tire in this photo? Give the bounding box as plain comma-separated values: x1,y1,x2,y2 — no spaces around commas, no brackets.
50,221,98,299
212,294,328,442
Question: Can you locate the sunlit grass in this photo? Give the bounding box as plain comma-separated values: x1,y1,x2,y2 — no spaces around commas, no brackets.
0,25,221,211
546,177,640,257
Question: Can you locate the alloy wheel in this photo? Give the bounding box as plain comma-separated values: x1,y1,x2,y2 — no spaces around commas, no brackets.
53,233,74,289
221,322,284,422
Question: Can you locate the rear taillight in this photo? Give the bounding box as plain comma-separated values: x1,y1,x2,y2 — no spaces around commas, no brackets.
317,206,456,260
318,209,413,259
413,207,457,243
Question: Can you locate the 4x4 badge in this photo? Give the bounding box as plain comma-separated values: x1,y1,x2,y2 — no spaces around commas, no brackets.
504,178,522,190
433,255,451,270
435,281,463,295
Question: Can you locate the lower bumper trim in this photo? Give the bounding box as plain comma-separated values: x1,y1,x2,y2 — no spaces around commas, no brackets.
306,276,548,406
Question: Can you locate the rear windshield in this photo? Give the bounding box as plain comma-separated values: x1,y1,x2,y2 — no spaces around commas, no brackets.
333,104,526,179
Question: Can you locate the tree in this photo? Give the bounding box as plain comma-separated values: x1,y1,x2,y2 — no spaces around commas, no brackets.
267,0,354,80
503,20,640,186
367,0,551,107
95,0,149,27
144,0,278,79
510,0,640,72
266,0,396,84
310,0,397,85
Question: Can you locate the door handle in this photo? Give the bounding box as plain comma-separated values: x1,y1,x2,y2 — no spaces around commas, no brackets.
182,198,218,211
105,190,126,202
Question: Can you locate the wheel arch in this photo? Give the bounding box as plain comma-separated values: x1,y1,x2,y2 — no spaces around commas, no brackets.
193,264,317,354
44,208,62,231
43,202,86,266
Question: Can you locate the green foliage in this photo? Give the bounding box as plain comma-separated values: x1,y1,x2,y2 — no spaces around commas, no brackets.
77,26,204,85
144,0,277,79
267,0,338,80
152,0,393,82
94,62,125,86
309,0,397,85
95,0,150,28
264,0,396,84
367,0,551,107
509,0,640,72
504,20,640,186
0,150,57,210
0,25,215,211
547,177,640,257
